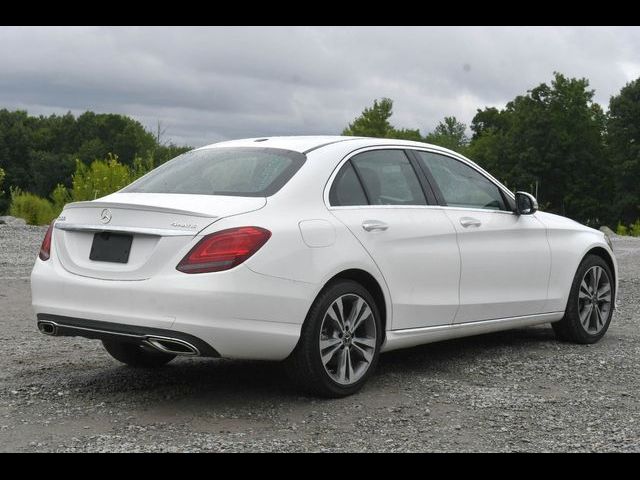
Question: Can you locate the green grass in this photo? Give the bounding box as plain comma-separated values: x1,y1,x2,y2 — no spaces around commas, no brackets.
9,188,57,225
616,219,640,237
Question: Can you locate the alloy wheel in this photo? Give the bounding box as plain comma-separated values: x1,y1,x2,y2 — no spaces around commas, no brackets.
319,294,377,385
578,265,612,334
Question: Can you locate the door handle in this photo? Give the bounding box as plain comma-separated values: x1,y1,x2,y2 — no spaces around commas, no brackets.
459,217,482,228
362,220,389,232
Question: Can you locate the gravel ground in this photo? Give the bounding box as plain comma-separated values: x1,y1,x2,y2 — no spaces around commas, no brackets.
1,222,639,452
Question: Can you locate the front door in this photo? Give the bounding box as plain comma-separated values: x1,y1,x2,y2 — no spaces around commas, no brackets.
413,150,551,323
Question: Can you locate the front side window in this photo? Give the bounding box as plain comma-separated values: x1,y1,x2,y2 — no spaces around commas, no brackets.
123,147,305,197
416,151,508,211
350,150,427,206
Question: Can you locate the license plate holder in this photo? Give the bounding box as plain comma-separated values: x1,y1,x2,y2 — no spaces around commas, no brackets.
89,232,133,264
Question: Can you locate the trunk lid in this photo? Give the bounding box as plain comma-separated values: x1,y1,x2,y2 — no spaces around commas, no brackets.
53,193,266,280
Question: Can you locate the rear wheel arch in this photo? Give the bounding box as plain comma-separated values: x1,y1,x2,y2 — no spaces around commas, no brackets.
308,269,388,339
325,269,388,336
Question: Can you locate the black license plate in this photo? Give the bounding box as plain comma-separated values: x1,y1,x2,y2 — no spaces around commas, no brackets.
89,232,133,263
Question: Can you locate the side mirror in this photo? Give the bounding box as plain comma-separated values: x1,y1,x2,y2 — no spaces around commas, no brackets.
515,191,538,215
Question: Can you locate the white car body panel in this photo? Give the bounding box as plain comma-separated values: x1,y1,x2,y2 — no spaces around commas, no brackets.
32,247,309,360
382,312,564,352
31,136,618,362
54,194,266,281
444,207,551,323
330,206,460,329
535,211,618,312
85,192,267,219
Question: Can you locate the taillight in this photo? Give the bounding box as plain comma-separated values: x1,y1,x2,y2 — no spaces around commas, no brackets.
39,222,54,261
177,227,271,274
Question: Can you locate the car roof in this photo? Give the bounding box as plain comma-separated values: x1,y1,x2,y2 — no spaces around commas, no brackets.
197,135,446,155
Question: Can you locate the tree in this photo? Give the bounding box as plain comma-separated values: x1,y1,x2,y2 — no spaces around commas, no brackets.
607,78,640,223
343,98,423,141
0,109,188,214
470,107,506,139
467,73,611,225
153,143,192,165
390,128,423,141
425,116,469,153
343,98,395,138
343,100,472,152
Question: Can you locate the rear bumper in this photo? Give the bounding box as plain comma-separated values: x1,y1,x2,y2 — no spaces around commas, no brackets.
31,256,315,360
37,314,220,357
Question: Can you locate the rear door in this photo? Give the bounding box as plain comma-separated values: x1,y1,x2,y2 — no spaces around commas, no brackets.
412,150,550,323
328,148,460,330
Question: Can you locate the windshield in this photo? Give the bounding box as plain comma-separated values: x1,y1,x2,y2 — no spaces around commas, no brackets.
123,147,306,197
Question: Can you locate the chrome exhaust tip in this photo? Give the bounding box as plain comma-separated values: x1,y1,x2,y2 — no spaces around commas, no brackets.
144,336,199,356
38,321,58,336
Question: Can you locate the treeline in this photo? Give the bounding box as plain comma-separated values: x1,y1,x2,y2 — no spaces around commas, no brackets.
1,72,639,231
0,110,189,213
343,73,640,231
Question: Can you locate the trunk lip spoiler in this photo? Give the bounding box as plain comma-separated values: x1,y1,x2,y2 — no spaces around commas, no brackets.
54,222,199,237
65,201,218,219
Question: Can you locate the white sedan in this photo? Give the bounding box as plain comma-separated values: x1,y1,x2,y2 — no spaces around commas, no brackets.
31,136,617,397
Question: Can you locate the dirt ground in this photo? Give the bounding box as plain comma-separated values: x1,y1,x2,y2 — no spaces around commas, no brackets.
1,223,638,452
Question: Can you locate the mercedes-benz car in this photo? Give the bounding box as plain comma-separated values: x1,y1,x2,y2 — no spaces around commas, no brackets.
31,136,617,397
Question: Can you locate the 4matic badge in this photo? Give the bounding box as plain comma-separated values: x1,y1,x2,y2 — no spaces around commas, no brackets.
171,222,197,230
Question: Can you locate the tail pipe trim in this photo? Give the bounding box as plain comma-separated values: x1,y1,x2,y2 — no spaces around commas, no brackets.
38,321,57,336
144,336,199,356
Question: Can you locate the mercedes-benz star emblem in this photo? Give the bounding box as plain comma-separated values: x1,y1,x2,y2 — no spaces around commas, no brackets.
100,208,112,224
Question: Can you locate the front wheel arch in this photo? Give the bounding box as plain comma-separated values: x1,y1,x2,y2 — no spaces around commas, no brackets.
585,246,616,303
553,253,615,344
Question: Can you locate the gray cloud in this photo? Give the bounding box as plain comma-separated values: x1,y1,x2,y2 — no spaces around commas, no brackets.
1,26,639,147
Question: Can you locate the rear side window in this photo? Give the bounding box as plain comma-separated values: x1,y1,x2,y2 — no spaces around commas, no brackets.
351,150,426,206
416,151,508,211
329,162,368,206
123,147,305,197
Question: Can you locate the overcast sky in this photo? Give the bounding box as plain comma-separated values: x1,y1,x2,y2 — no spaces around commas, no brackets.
1,26,639,147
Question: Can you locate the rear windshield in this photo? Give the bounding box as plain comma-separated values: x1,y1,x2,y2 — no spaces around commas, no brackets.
123,147,306,197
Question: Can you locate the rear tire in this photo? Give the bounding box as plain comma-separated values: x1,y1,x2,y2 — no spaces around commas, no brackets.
103,340,176,368
552,254,614,344
285,280,382,398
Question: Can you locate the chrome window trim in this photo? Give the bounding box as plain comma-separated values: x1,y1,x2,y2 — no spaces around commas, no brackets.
328,204,518,215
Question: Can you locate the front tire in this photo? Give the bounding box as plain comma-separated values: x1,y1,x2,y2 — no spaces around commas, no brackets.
552,254,614,344
103,340,176,368
286,280,382,398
